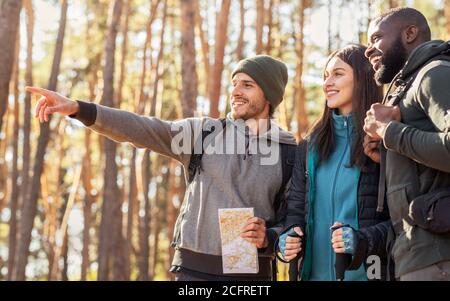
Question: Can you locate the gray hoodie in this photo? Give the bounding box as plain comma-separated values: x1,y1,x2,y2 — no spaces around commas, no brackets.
78,103,297,276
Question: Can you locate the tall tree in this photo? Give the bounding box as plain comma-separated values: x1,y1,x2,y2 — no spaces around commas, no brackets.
115,0,132,280
137,151,151,281
116,0,131,108
49,165,82,280
265,0,274,53
208,0,231,118
235,0,246,61
256,0,265,54
0,0,22,134
97,0,124,281
81,131,96,281
137,0,160,114
180,0,198,118
138,0,168,280
132,0,160,282
276,0,290,130
194,0,210,96
46,119,66,280
80,2,103,281
7,25,21,281
14,0,68,281
294,0,308,140
19,0,35,242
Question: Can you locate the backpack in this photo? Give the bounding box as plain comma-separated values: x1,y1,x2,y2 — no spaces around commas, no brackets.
186,118,296,280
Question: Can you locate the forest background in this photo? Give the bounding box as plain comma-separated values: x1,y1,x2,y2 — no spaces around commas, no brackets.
0,0,449,280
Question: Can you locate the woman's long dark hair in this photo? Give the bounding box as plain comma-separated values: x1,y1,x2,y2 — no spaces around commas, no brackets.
308,44,383,169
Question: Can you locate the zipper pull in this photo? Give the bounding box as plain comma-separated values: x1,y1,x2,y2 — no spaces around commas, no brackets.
343,117,347,128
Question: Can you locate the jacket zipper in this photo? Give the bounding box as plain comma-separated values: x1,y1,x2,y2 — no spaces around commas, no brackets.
329,115,350,279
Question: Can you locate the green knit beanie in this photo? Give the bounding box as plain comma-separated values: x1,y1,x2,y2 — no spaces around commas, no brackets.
231,55,288,109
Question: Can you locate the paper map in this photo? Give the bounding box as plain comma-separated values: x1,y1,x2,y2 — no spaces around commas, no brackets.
218,208,259,274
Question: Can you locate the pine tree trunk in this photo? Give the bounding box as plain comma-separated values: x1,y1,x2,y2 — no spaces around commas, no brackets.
61,231,69,281
133,0,160,283
81,130,96,281
194,0,210,96
50,165,81,280
256,0,265,54
180,0,198,118
80,8,101,280
0,0,22,134
14,0,68,281
138,152,151,280
116,0,132,280
149,0,167,117
19,0,34,253
81,193,92,281
137,0,167,281
47,119,66,280
235,0,245,61
208,0,231,118
97,0,124,281
116,0,131,108
265,0,274,54
126,148,137,279
137,0,160,114
7,29,21,280
294,0,308,141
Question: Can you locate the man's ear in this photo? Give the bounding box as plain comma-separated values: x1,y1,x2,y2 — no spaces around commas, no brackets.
402,25,419,45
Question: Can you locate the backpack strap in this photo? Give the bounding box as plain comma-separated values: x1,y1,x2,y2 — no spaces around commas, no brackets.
272,143,296,220
187,118,226,184
271,142,297,281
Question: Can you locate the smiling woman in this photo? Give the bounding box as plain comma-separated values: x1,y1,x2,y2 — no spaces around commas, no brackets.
278,44,390,281
323,57,354,116
311,44,383,168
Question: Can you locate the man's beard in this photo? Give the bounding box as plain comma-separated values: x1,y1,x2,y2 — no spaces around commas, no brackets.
231,99,265,120
375,38,408,85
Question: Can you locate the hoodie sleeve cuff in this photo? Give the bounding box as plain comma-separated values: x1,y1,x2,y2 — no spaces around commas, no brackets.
68,100,97,126
383,120,407,151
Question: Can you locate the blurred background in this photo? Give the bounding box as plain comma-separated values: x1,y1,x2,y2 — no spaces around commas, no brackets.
0,0,448,280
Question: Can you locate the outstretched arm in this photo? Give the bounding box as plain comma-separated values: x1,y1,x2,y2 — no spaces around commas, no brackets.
26,86,197,166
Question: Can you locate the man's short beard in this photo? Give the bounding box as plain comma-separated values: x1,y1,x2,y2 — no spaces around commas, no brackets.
374,38,408,86
231,99,266,120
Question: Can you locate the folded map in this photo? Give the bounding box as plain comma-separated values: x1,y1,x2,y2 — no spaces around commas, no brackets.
218,208,259,274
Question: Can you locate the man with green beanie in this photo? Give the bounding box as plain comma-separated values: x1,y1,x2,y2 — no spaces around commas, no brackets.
26,54,297,280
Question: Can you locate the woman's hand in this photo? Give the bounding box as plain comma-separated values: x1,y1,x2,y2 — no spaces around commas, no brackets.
331,222,355,254
278,227,304,261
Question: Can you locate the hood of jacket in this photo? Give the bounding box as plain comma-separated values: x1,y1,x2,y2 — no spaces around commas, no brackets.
400,40,450,79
